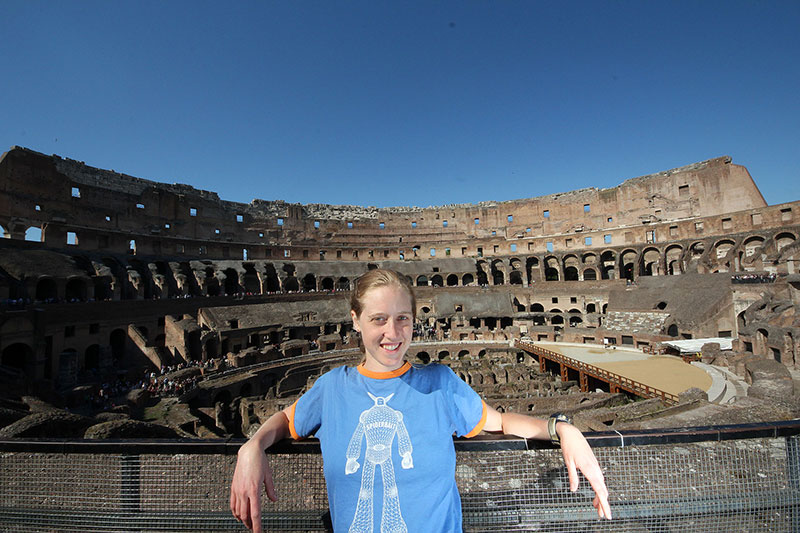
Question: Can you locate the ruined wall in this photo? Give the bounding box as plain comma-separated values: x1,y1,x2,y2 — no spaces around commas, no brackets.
0,147,773,262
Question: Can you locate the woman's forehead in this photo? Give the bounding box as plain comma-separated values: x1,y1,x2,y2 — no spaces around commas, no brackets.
360,285,413,313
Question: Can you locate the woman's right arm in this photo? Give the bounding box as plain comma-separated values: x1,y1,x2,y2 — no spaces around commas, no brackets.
230,406,292,533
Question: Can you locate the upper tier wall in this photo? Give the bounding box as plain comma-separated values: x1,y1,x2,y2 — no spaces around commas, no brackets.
0,146,770,259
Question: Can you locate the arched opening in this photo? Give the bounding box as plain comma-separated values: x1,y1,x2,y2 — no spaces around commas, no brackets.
1,343,32,370
564,266,579,280
336,277,350,291
84,344,101,370
321,277,334,291
284,277,300,292
416,351,430,364
600,251,616,280
530,303,544,312
94,277,113,301
205,268,221,296
301,273,316,292
667,324,679,337
569,316,583,327
775,232,797,252
416,275,428,287
65,278,87,302
620,250,637,281
586,303,596,313
110,329,126,363
25,226,42,242
36,277,58,302
431,275,443,287
509,271,523,285
583,268,597,280
551,315,564,325
665,245,683,275
640,248,660,276
224,268,241,295
244,265,261,294
446,274,459,286
462,273,474,286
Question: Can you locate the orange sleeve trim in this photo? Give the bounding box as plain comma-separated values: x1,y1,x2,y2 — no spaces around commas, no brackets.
287,401,301,440
464,401,488,438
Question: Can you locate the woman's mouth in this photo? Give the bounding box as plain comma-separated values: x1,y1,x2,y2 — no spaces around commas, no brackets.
381,343,401,352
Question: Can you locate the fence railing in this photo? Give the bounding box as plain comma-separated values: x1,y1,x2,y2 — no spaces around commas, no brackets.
1,420,799,532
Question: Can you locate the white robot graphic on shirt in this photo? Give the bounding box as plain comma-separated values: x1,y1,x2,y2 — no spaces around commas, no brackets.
345,392,413,533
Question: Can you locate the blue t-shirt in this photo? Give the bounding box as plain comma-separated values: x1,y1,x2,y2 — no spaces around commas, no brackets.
288,362,487,533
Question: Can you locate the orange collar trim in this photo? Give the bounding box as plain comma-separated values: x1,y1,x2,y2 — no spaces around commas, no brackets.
357,361,412,379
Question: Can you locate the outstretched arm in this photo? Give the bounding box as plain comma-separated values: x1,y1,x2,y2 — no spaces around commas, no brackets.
483,408,612,520
230,407,292,533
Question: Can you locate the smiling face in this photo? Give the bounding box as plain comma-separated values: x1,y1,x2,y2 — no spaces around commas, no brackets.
351,284,414,373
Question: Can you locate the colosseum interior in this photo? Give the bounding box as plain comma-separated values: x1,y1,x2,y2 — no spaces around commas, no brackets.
1,145,799,440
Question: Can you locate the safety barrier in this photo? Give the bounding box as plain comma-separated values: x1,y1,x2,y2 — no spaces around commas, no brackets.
1,420,798,532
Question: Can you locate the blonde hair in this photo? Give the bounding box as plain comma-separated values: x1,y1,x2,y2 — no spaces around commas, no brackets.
350,269,416,319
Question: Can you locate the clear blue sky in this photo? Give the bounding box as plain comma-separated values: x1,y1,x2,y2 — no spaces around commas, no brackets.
2,1,798,208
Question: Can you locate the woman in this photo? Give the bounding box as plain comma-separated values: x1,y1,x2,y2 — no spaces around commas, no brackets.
231,269,611,532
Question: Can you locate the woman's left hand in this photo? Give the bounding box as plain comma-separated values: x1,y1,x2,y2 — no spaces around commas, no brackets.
558,424,612,520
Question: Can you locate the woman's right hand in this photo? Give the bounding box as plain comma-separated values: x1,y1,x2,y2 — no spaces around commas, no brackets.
230,439,277,533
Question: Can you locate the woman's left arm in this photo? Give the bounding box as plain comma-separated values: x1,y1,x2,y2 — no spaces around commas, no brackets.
484,408,612,520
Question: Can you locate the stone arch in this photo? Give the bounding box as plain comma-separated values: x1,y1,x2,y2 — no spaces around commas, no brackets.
336,277,350,291
714,239,736,260
690,241,706,259
743,236,765,259
462,273,474,286
583,268,597,280
431,275,443,287
243,265,261,293
1,342,32,370
569,315,583,327
491,259,505,285
531,303,544,312
416,275,428,287
416,351,430,364
509,271,523,285
775,232,797,252
526,256,539,283
509,258,522,271
586,303,596,313
640,247,661,276
563,254,580,281
25,226,42,242
65,277,88,301
665,245,683,275
35,277,58,302
446,274,459,286
600,250,616,280
544,256,560,281
205,268,221,296
301,273,316,292
224,268,242,295
582,252,598,266
321,277,334,291
284,276,300,292
84,344,101,370
620,249,637,281
457,349,470,359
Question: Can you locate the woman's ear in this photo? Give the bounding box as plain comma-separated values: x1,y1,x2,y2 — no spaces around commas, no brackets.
350,310,360,332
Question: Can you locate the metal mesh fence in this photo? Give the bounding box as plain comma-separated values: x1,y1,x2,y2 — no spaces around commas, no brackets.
1,424,799,532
